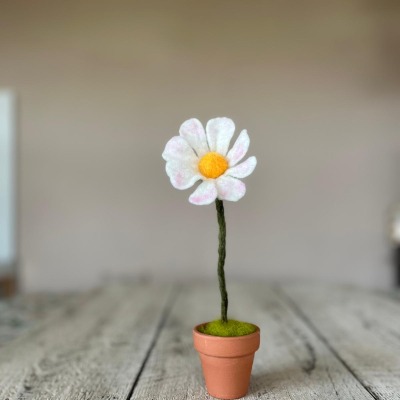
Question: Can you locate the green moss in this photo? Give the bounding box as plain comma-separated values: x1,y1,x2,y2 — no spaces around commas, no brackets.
198,319,257,337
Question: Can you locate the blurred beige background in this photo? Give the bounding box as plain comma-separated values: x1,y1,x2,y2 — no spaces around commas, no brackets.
1,0,399,291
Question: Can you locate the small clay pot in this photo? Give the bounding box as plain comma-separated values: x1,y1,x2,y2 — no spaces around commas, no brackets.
193,323,260,399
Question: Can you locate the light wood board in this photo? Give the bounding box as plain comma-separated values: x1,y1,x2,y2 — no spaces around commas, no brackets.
1,282,399,399
0,293,73,347
280,283,400,400
131,283,375,400
0,283,173,400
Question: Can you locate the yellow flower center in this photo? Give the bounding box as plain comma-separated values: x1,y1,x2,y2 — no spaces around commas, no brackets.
198,152,228,179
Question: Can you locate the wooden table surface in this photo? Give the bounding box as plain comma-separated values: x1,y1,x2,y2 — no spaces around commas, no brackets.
0,282,399,400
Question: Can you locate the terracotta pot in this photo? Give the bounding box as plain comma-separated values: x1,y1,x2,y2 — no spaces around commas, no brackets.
193,323,260,399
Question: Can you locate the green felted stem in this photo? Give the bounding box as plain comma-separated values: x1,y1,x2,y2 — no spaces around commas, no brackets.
198,319,257,337
216,199,228,323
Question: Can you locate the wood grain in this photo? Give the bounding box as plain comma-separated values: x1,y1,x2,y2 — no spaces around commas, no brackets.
131,283,375,400
1,283,398,399
0,293,73,347
280,284,400,400
0,282,173,400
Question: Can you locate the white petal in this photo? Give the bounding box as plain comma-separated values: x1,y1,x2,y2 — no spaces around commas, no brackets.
179,118,209,157
226,156,257,179
166,161,201,190
162,136,198,163
227,129,250,166
216,176,246,202
206,117,235,155
189,180,217,205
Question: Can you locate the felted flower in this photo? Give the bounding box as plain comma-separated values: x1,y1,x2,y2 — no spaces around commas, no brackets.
162,117,257,205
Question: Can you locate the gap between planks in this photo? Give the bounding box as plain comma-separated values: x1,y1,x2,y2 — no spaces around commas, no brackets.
130,282,377,400
275,285,380,400
279,283,400,400
0,282,178,400
126,284,180,399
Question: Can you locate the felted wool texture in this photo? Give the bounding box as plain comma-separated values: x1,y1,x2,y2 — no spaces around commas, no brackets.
162,117,257,205
198,319,258,337
198,152,228,179
216,198,228,322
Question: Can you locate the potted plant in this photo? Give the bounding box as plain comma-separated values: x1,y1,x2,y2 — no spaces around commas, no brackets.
162,117,260,399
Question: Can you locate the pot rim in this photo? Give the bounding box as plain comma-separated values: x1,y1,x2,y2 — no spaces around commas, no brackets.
193,322,260,358
193,322,260,340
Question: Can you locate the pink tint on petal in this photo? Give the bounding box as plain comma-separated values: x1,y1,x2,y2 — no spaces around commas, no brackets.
175,172,183,187
227,156,257,179
189,181,217,205
166,161,200,190
191,194,208,203
227,129,250,167
162,136,197,162
169,139,186,154
230,144,246,164
216,176,246,201
179,118,209,157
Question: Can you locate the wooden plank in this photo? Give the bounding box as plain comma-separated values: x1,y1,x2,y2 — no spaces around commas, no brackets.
280,284,400,400
131,283,374,399
0,282,173,400
0,293,72,347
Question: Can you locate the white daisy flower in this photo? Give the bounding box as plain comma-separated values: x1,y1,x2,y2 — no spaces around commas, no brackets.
162,117,257,205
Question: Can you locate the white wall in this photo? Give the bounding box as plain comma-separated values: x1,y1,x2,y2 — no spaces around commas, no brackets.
0,0,399,291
